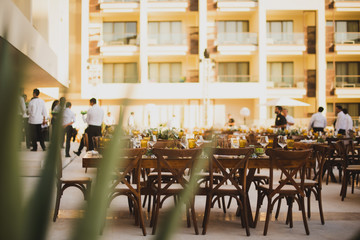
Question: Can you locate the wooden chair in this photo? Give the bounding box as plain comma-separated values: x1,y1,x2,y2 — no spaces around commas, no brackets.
106,148,147,235
254,149,312,236
275,144,329,225
53,155,92,222
150,148,202,235
84,133,90,173
339,141,360,201
201,147,253,236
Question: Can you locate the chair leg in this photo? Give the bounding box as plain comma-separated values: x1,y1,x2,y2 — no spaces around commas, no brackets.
151,194,160,235
202,195,212,235
53,187,62,222
263,196,272,236
275,197,282,220
242,196,250,236
300,196,310,235
341,171,349,201
254,190,264,228
318,190,325,225
190,200,199,235
306,189,311,219
222,196,226,213
186,203,191,228
135,195,147,236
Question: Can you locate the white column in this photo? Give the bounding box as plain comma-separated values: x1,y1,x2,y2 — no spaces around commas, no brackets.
316,4,326,112
198,0,207,84
81,0,89,98
258,0,267,125
139,0,148,83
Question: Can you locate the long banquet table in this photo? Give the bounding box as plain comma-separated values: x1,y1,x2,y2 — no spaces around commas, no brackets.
82,151,316,228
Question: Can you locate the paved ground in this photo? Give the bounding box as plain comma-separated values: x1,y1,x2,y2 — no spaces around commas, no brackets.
20,142,360,240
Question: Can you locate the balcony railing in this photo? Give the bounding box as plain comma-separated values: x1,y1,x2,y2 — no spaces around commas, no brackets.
335,75,360,88
100,0,139,2
267,75,305,88
267,33,305,45
102,33,138,46
217,32,257,45
215,75,257,83
103,76,139,83
148,33,187,45
335,32,360,44
148,76,186,83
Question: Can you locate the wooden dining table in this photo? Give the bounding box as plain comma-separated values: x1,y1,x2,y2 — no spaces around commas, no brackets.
82,150,316,228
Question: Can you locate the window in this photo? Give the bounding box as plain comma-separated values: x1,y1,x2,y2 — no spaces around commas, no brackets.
217,21,250,44
103,63,138,83
103,22,137,45
326,21,334,27
327,103,334,113
267,62,294,87
335,21,360,32
217,62,250,82
266,21,293,33
335,62,360,87
148,63,182,83
148,21,183,45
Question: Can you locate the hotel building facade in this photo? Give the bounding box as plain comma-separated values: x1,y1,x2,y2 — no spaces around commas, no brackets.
2,0,360,129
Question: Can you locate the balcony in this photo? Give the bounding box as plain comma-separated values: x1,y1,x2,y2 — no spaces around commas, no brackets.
267,75,306,98
149,76,188,83
148,0,189,12
335,75,360,88
148,33,188,56
100,33,139,56
99,0,140,13
216,0,258,12
266,33,306,55
331,0,360,12
102,76,139,84
334,32,360,54
216,33,258,55
215,75,257,83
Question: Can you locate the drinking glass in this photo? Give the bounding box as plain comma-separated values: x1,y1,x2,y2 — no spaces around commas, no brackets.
259,136,269,148
286,139,295,150
231,138,239,148
278,135,287,149
188,138,196,149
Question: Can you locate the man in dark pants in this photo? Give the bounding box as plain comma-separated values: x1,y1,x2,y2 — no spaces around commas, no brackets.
74,98,104,156
28,89,48,151
271,105,287,130
63,102,76,158
335,105,346,135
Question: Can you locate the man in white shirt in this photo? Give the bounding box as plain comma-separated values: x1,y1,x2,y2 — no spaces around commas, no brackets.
128,112,135,130
63,102,76,157
308,107,327,132
343,109,353,135
104,112,115,127
28,89,48,151
335,105,347,135
283,108,294,130
74,98,104,155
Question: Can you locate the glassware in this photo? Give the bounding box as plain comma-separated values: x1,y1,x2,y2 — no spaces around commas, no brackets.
239,136,247,148
268,138,274,148
140,139,148,148
231,138,239,148
286,138,295,150
180,136,188,149
188,138,196,149
259,136,269,148
278,135,287,149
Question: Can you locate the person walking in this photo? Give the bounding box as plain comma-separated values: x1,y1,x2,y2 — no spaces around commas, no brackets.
128,112,135,130
74,98,104,155
308,107,327,133
22,94,31,149
283,108,294,130
63,102,76,158
335,105,347,135
271,106,287,130
28,89,48,151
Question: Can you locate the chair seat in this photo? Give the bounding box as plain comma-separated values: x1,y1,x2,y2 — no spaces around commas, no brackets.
347,165,360,170
155,183,184,191
214,184,242,191
294,179,317,185
114,183,138,191
259,184,302,193
61,177,91,183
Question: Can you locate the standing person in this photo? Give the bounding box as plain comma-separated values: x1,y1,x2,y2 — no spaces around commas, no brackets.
22,94,31,149
28,89,48,151
271,106,287,130
128,112,135,130
168,114,180,129
283,108,294,130
343,109,353,135
104,111,115,127
51,100,59,125
19,91,26,148
63,102,76,158
308,107,327,133
335,105,347,135
74,98,104,155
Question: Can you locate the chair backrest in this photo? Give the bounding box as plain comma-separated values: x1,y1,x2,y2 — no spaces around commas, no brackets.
266,149,312,198
312,144,330,188
111,148,146,193
332,140,349,167
152,148,202,192
92,136,101,149
209,147,254,194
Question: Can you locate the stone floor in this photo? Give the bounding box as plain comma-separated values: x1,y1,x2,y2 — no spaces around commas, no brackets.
20,142,360,240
